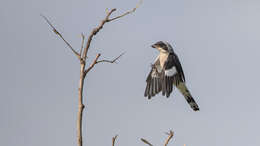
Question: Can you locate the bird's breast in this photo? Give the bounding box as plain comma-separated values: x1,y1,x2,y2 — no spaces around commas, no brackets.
159,53,169,68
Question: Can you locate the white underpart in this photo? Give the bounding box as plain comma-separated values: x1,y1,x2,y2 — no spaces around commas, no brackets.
152,46,171,74
159,52,169,68
165,67,177,76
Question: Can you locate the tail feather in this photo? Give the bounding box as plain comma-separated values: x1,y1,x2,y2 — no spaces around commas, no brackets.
177,82,199,111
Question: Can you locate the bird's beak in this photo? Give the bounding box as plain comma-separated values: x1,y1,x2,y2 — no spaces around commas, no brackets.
151,44,156,48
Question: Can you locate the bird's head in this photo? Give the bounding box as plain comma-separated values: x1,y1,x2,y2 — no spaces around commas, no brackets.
151,41,174,53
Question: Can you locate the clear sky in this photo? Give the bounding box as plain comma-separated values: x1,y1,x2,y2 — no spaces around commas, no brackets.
1,0,260,146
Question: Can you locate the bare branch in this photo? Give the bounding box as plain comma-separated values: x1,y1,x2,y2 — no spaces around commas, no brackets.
141,130,174,146
108,0,142,22
141,138,153,146
96,52,125,64
164,130,174,146
82,0,141,60
84,53,101,76
80,33,85,57
107,8,135,22
112,135,118,146
41,14,81,60
82,9,116,60
83,52,123,77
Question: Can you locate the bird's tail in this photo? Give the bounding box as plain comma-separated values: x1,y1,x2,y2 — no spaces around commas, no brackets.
176,82,199,111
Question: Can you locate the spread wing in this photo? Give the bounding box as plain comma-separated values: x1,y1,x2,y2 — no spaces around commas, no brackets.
144,58,163,99
162,53,185,97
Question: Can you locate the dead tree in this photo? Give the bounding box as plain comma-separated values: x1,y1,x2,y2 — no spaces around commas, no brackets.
42,1,142,146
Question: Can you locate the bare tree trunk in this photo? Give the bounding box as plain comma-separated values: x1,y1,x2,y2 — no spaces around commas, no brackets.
77,62,85,146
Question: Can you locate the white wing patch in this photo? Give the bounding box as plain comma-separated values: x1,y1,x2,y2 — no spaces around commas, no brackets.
165,66,177,76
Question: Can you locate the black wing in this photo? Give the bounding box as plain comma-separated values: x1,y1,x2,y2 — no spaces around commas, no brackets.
162,53,186,97
172,53,185,82
144,65,163,99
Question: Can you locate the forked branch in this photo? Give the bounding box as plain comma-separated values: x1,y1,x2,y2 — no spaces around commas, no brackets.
164,130,174,146
112,135,118,146
84,53,101,76
96,52,125,64
108,0,142,22
141,130,174,146
84,52,124,76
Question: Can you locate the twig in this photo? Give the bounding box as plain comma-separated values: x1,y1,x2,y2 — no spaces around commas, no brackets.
107,8,135,22
141,130,174,146
108,0,142,22
84,52,124,76
140,138,153,146
84,53,101,76
41,14,81,60
112,135,118,146
80,33,85,57
96,52,125,64
164,130,174,146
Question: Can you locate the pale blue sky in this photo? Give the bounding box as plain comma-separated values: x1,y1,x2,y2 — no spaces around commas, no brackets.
1,0,260,146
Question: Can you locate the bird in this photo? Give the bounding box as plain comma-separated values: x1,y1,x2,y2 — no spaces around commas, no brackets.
144,41,199,111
